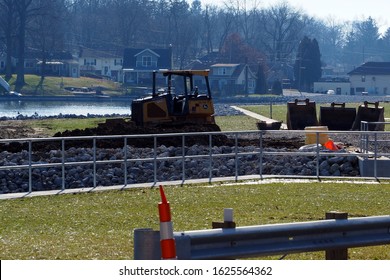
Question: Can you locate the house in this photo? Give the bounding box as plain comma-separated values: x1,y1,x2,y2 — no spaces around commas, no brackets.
0,50,79,78
209,63,257,95
122,48,172,85
348,62,390,95
78,48,122,81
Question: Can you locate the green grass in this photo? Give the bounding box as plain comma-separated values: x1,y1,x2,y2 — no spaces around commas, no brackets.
215,115,259,131
1,181,390,260
5,75,121,95
28,118,108,136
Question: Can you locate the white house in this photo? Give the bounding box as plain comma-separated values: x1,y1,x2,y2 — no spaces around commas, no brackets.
209,63,256,95
78,48,123,81
348,62,390,95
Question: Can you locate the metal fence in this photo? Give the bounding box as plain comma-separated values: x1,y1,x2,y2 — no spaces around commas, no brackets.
1,127,390,196
134,213,390,260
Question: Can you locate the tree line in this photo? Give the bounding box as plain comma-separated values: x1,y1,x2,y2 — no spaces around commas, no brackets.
1,0,390,90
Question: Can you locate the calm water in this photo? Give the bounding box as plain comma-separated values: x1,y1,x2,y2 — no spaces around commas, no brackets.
0,100,132,118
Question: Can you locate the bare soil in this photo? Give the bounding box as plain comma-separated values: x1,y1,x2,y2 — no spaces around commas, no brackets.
0,119,305,153
0,120,48,139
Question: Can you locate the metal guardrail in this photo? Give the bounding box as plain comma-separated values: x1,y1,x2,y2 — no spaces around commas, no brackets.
134,214,390,260
1,128,390,196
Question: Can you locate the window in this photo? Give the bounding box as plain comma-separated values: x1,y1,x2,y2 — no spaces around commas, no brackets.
142,56,152,67
361,75,366,82
84,59,96,66
218,68,227,75
0,61,4,68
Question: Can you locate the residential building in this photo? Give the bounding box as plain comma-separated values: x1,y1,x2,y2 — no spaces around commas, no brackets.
122,48,172,85
209,63,257,95
348,62,390,95
78,48,122,81
0,50,79,78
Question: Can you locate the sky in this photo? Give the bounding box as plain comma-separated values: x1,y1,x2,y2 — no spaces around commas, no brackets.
198,0,390,34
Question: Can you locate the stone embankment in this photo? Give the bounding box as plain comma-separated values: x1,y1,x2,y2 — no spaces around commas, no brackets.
0,144,359,194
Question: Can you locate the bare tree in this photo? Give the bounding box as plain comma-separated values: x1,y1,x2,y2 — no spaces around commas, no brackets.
0,0,17,80
255,2,308,62
28,0,68,85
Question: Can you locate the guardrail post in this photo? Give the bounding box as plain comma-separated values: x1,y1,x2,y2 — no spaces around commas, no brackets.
133,228,160,260
325,211,348,260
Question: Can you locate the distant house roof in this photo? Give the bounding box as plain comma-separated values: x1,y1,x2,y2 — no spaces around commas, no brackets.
348,62,390,75
211,63,246,79
79,48,122,59
122,48,172,69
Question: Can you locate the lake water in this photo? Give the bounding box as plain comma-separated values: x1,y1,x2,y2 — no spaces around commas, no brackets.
0,100,132,118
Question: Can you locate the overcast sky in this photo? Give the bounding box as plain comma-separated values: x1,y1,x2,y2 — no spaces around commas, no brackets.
199,0,390,34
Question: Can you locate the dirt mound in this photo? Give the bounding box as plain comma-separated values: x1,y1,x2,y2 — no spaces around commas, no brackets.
53,119,229,148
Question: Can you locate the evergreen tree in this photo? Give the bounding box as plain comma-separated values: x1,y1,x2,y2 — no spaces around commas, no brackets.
294,36,322,92
255,63,267,94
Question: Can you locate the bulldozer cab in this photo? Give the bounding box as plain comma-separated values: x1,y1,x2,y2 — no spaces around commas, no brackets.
131,70,215,126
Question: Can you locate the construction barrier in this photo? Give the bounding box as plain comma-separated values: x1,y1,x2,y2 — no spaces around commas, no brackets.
134,212,390,260
158,185,177,259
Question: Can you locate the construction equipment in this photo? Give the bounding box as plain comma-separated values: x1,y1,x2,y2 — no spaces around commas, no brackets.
352,101,385,131
131,70,216,126
319,102,356,130
54,70,222,147
286,99,318,130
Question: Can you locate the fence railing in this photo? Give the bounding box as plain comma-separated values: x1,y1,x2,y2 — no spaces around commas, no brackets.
133,213,390,260
1,128,390,196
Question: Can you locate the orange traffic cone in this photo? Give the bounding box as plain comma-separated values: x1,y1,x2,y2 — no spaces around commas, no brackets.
158,185,177,260
324,140,339,151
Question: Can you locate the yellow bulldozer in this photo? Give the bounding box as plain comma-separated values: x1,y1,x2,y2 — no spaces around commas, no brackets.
131,70,216,127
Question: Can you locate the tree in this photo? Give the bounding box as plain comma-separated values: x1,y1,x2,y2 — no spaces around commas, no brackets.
0,0,17,80
220,33,264,64
342,17,381,68
14,0,34,88
255,63,267,94
294,36,322,92
255,2,308,62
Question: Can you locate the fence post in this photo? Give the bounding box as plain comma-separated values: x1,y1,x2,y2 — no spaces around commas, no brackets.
61,139,65,191
209,134,213,182
235,133,238,181
124,137,128,187
28,140,32,193
325,211,348,260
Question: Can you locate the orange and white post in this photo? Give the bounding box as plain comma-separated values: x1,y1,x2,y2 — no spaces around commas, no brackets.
158,185,177,259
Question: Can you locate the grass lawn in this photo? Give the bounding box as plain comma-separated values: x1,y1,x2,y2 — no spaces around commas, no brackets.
5,75,121,95
1,181,390,260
